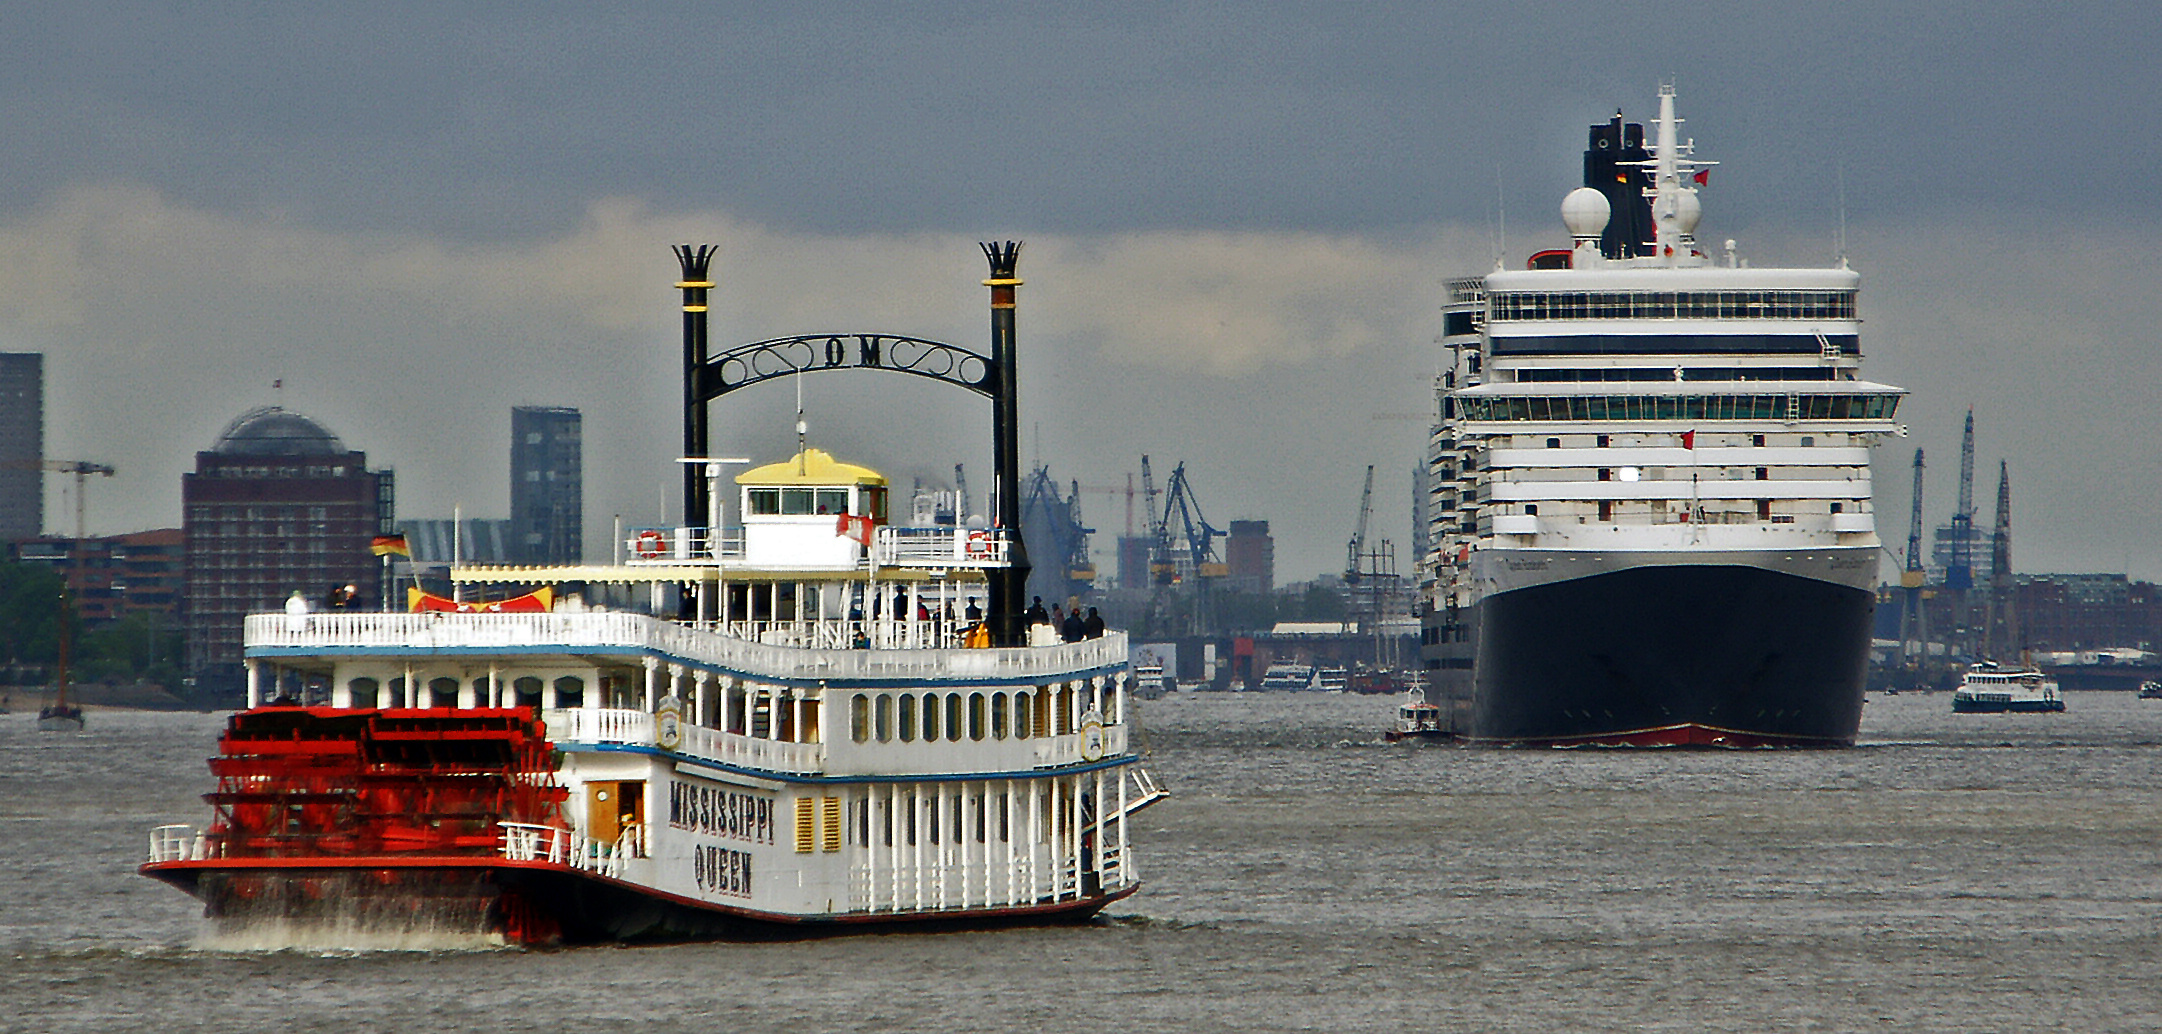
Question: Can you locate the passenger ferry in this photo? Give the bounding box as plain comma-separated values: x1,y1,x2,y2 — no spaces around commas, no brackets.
141,249,1166,945
1952,662,2064,713
1419,86,1907,747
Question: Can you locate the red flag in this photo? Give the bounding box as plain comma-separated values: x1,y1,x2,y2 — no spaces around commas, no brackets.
1692,169,1709,186
1681,431,1696,449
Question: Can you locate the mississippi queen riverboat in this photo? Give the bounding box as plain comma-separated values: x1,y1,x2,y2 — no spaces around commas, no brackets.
142,244,1166,945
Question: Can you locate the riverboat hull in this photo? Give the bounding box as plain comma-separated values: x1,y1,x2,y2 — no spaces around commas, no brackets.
141,855,1134,946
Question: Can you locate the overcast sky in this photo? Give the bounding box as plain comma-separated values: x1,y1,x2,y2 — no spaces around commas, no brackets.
4,3,2158,582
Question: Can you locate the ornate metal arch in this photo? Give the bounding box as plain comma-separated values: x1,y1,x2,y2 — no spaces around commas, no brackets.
694,333,999,403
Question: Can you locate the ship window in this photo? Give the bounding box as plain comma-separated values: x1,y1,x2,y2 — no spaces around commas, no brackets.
969,693,987,741
874,693,894,742
1800,437,1815,447
906,794,918,845
1830,502,1844,514
1752,434,1766,446
1598,501,1612,521
991,692,1009,740
746,488,780,515
946,693,964,741
427,677,459,708
1545,437,1561,449
348,677,379,708
922,693,941,741
999,793,1011,843
1013,693,1032,740
1597,468,1611,481
898,693,917,742
1756,467,1769,480
553,676,584,708
781,488,814,514
814,488,850,515
850,694,870,743
1597,434,1610,447
512,676,543,707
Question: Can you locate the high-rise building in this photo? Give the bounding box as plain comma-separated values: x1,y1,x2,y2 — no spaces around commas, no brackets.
510,406,581,565
1224,519,1275,595
183,407,393,695
0,353,43,541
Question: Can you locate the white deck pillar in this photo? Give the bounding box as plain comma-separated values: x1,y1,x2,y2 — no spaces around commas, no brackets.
643,658,658,712
245,659,261,709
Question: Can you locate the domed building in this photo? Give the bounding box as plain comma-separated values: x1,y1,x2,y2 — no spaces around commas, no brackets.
182,407,394,697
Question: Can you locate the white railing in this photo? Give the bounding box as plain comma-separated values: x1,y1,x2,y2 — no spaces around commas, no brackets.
872,526,1011,569
247,613,1128,687
545,706,1125,777
545,706,655,746
147,824,212,863
542,707,826,775
624,528,746,564
498,821,644,880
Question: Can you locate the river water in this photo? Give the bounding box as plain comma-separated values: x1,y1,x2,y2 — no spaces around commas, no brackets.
3,691,2157,1032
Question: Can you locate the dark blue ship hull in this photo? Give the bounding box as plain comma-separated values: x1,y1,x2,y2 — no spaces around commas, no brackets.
1427,563,1874,747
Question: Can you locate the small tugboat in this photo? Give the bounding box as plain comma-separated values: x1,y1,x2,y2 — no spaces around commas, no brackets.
1383,684,1449,743
1952,662,2064,713
2139,680,2161,700
141,244,1167,945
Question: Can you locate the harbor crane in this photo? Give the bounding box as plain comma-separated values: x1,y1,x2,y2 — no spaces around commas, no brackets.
1898,449,1928,689
44,460,115,540
1345,465,1375,583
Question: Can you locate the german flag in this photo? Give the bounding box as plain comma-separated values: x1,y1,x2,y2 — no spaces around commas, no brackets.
370,534,410,557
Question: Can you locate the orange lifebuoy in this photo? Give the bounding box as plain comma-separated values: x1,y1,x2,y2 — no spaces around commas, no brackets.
965,530,991,558
634,530,666,559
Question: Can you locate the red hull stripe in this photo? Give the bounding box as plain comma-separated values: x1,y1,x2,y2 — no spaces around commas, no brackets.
1477,722,1852,749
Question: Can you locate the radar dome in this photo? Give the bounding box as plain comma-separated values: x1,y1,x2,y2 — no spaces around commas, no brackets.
1561,187,1609,238
1671,190,1702,235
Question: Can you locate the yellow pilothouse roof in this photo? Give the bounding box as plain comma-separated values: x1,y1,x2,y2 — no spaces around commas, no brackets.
736,448,886,487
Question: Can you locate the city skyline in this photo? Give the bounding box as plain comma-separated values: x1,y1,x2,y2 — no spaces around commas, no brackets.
0,6,2155,581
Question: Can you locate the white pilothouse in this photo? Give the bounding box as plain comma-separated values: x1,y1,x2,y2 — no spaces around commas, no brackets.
1419,86,1907,746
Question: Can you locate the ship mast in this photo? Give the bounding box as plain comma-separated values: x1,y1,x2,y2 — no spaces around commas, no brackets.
1639,83,1715,265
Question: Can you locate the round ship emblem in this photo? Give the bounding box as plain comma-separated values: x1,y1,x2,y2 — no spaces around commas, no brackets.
655,696,683,751
1079,709,1105,762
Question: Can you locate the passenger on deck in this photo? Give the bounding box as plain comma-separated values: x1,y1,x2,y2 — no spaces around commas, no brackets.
1060,609,1085,643
965,597,982,623
1083,607,1105,639
1026,597,1048,626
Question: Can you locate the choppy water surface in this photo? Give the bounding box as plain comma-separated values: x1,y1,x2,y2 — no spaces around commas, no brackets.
3,693,2157,1032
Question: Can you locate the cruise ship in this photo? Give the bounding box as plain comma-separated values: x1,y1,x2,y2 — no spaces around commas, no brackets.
1417,86,1907,747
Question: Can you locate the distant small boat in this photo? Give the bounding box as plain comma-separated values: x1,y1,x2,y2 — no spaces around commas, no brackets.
36,703,84,732
2139,680,2162,700
1384,687,1449,742
1952,662,2064,713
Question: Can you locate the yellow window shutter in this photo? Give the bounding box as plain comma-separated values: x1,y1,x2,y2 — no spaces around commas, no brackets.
820,796,842,853
794,797,815,853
